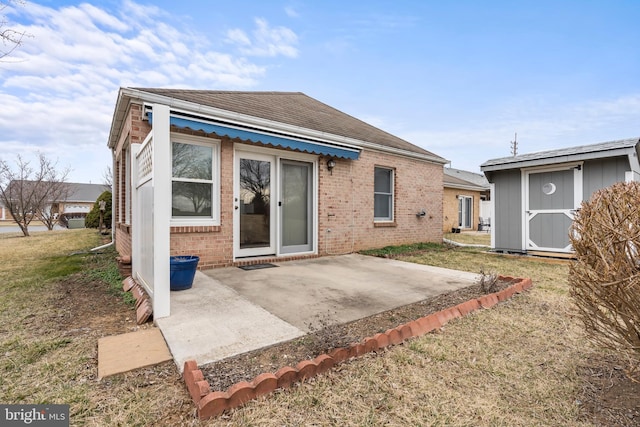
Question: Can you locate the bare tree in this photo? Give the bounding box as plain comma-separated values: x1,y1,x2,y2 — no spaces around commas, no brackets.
102,165,112,187
0,153,70,236
1,0,29,61
37,180,71,230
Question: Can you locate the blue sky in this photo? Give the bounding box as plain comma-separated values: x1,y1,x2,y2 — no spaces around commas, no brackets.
1,0,639,183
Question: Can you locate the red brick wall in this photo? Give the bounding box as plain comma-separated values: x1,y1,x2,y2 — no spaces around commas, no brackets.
318,151,443,255
113,102,444,267
113,103,151,258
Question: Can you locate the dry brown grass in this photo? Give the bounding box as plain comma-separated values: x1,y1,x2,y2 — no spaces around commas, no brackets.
0,229,195,426
1,232,611,426
208,249,592,426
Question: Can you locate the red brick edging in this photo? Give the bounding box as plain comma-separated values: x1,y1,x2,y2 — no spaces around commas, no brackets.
183,276,533,420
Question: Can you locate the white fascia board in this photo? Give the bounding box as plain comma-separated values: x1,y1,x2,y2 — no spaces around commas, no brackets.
122,88,447,165
107,89,132,149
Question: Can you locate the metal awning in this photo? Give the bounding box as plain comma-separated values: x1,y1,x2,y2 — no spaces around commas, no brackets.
148,112,360,160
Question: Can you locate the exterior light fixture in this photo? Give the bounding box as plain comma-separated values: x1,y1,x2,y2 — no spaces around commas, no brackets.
327,158,336,175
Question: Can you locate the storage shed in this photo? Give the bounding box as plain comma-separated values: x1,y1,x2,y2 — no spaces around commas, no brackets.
481,138,640,255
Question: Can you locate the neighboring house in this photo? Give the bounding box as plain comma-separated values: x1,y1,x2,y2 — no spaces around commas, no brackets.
481,137,640,256
107,88,448,318
57,182,109,217
443,167,490,232
0,181,107,222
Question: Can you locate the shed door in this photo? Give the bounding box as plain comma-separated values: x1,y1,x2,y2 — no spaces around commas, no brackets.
525,166,581,253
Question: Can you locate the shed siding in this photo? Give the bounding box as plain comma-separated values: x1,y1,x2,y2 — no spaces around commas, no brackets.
493,169,522,251
583,156,629,201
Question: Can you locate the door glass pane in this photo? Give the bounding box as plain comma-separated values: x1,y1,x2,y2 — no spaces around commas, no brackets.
282,163,309,246
239,159,270,249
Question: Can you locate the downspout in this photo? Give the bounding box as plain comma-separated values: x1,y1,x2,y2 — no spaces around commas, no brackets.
91,150,116,252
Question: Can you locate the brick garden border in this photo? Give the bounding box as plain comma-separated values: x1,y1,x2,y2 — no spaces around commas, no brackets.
183,275,533,420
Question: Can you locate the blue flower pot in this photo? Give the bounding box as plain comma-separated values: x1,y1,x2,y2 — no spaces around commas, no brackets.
170,256,200,291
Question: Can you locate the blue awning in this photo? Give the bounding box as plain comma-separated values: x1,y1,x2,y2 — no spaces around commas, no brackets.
148,112,360,160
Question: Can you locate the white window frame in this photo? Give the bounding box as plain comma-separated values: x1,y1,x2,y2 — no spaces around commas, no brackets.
374,166,394,222
170,133,220,226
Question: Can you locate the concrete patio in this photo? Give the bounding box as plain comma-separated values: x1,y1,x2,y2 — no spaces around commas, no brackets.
156,254,478,370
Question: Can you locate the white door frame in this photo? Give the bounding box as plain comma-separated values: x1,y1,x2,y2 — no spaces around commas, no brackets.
233,145,318,259
521,162,582,253
234,150,277,258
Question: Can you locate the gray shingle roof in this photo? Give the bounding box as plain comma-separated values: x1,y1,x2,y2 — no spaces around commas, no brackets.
65,183,109,202
481,137,640,171
129,88,444,161
444,167,489,189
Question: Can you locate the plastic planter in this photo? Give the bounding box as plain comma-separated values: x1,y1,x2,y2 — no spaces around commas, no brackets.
170,256,200,291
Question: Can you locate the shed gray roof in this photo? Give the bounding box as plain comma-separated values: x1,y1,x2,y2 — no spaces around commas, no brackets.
111,88,446,163
443,167,489,191
481,137,640,172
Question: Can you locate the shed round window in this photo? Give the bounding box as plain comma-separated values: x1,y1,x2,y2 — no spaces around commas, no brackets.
542,182,556,195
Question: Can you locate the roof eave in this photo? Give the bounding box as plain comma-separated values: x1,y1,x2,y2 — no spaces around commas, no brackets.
481,146,638,172
444,182,489,192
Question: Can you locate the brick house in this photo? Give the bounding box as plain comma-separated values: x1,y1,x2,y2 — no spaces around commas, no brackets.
107,88,447,318
442,168,490,232
0,181,107,224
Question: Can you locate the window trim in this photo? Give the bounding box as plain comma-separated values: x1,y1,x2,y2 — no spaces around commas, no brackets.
170,133,220,227
374,166,394,222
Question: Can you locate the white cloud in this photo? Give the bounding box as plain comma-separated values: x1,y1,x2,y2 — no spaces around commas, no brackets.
0,1,292,182
227,18,298,58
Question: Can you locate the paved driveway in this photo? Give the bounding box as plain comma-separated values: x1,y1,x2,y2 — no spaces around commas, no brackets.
157,254,478,370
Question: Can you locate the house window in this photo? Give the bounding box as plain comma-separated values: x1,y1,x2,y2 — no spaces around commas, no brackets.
458,195,472,229
374,167,394,221
171,136,219,224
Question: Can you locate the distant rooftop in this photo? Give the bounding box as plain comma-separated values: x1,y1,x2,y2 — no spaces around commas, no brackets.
65,182,109,202
443,167,489,191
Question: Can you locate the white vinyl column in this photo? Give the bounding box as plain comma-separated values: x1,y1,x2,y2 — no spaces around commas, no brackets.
152,104,171,318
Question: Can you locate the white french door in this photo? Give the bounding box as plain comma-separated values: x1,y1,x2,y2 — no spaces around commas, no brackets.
235,152,276,257
458,196,472,229
234,150,315,259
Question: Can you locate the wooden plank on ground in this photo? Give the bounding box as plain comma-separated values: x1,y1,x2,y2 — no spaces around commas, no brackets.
98,328,172,379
